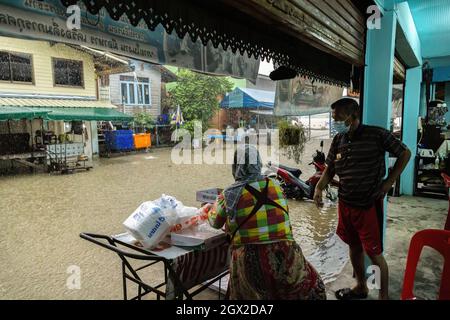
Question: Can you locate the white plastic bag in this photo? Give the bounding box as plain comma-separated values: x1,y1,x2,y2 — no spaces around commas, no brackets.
170,206,209,232
123,200,173,248
123,195,210,247
153,194,181,225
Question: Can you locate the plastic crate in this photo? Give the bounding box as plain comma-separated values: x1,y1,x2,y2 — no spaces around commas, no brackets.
133,133,151,149
196,188,223,204
104,130,134,151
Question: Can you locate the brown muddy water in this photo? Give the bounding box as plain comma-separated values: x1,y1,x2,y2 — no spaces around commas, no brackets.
0,141,348,299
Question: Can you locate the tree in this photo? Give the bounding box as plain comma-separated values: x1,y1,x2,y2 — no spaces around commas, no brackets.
133,112,155,133
168,69,233,132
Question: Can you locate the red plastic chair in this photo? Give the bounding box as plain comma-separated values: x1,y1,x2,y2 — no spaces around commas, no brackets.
401,229,450,300
441,173,450,230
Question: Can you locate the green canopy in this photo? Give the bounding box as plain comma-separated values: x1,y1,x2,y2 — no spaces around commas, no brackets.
0,106,50,121
0,106,133,121
44,107,133,121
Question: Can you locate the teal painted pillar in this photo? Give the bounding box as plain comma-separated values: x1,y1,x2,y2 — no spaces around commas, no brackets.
362,10,397,260
363,10,397,128
445,83,450,124
400,67,422,195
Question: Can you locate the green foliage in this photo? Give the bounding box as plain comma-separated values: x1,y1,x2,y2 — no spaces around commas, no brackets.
278,120,307,164
181,120,201,138
169,69,233,131
133,112,155,133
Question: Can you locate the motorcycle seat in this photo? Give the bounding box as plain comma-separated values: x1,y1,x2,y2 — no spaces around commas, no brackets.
278,164,302,178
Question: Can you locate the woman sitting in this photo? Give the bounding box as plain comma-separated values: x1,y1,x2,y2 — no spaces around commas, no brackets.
205,145,326,300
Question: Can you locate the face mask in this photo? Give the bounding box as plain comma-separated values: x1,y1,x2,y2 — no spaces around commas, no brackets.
333,116,352,134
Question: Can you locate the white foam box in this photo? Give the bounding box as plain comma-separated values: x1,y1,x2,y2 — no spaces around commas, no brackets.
170,228,227,250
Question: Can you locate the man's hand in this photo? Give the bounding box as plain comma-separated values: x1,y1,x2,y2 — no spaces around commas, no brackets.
313,187,324,208
380,179,394,196
380,149,411,197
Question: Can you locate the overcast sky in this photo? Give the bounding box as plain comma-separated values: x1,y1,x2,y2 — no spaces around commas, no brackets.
258,60,274,76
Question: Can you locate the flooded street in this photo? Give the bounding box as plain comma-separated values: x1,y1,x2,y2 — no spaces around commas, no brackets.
0,139,348,299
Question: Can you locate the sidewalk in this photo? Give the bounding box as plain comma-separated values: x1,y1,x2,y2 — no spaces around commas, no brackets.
327,196,448,300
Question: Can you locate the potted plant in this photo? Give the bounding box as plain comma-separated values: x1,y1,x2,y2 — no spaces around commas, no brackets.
278,119,307,164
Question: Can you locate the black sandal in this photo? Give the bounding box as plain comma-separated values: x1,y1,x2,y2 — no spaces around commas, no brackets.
335,288,368,300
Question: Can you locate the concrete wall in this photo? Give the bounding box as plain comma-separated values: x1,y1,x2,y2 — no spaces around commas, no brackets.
0,36,96,98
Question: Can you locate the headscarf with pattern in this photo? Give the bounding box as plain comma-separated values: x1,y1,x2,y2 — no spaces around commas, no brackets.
223,144,265,216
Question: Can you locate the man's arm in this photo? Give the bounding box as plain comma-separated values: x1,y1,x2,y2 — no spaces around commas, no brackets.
380,129,412,194
314,136,339,208
314,166,332,208
207,194,228,229
381,149,411,194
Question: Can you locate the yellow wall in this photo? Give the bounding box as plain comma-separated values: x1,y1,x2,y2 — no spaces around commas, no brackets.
0,36,96,97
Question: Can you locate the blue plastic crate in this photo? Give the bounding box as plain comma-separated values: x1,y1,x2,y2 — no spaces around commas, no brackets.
104,130,134,151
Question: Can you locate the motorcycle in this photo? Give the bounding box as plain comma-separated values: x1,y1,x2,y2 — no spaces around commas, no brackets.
265,141,339,201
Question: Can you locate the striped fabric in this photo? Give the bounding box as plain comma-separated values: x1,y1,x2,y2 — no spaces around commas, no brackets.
172,244,229,291
209,178,294,246
326,124,407,208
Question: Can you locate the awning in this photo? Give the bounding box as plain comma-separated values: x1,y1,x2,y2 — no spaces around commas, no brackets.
249,109,274,116
221,88,275,109
0,106,51,121
0,98,133,121
59,0,373,87
44,107,133,121
250,108,332,117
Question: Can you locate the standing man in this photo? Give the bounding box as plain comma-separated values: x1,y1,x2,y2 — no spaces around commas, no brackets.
314,98,411,300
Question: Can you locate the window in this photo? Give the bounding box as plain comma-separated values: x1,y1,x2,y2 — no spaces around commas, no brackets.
0,51,33,83
120,76,151,106
53,58,84,87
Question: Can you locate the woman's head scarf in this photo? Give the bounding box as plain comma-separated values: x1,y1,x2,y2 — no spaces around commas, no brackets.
223,144,265,215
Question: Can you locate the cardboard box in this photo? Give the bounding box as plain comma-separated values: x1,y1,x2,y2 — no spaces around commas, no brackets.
196,188,223,204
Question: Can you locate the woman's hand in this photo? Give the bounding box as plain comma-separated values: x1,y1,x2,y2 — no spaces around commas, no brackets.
200,203,213,218
202,203,213,211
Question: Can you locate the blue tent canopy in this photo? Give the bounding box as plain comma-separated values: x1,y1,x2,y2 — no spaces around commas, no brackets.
220,88,275,109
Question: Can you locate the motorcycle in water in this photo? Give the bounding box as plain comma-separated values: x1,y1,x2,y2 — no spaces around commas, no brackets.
265,141,339,201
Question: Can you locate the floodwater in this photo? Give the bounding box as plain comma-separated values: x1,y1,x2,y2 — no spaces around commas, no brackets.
289,200,348,284
0,140,348,299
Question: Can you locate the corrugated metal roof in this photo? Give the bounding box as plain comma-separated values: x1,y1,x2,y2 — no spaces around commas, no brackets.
0,98,132,121
0,98,117,109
